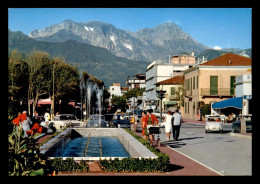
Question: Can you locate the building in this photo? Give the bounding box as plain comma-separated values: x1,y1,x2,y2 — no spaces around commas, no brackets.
126,74,146,90
145,51,197,109
109,83,122,97
235,74,252,115
155,75,184,113
183,53,251,120
126,74,146,109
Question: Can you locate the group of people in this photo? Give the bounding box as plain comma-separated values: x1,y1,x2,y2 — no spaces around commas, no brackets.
140,109,183,142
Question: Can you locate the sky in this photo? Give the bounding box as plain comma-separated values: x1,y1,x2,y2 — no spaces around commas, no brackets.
8,8,252,50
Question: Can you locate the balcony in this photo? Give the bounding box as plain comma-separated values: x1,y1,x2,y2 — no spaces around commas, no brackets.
201,88,235,97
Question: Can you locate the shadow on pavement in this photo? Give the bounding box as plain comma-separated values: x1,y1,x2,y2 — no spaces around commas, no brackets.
161,136,204,148
167,164,184,172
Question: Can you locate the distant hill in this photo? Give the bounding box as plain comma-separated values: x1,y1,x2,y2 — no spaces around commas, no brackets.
196,48,251,62
28,20,208,62
8,30,148,88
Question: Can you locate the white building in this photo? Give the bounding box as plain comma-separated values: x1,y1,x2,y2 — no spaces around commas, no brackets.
145,51,197,108
235,74,252,115
109,83,122,97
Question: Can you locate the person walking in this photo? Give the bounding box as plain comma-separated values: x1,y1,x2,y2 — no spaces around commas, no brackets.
172,109,183,141
145,109,159,145
141,111,148,139
161,110,173,141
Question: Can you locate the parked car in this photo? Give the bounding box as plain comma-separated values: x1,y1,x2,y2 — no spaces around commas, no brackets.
86,114,109,128
104,113,131,128
51,114,85,131
205,115,223,133
232,116,252,133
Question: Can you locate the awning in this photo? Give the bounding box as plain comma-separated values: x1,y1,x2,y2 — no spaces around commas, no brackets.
212,97,242,109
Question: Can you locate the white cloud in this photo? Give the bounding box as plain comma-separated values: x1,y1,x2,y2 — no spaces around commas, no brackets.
213,46,222,50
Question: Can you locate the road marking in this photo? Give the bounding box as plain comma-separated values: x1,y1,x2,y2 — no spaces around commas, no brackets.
167,145,224,176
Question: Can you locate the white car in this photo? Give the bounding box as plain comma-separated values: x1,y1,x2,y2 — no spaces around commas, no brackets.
51,114,85,131
205,115,223,133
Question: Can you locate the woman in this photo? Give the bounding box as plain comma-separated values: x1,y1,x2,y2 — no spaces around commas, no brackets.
162,110,173,141
145,109,159,144
141,111,148,139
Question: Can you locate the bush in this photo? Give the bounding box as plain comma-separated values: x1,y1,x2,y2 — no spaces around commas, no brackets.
99,129,170,172
50,158,89,173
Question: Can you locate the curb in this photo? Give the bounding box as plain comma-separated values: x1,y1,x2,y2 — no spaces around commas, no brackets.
230,132,252,140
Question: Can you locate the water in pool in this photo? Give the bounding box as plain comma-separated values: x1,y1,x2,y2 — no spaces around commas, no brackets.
54,137,130,157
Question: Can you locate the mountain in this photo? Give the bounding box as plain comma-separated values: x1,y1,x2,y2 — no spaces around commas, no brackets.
8,30,148,88
196,48,251,62
28,20,208,62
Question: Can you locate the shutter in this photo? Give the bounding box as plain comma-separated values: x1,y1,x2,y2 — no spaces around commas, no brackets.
230,76,235,95
210,76,218,95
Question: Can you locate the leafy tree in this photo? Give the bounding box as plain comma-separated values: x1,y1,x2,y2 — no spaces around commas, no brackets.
8,50,29,120
52,57,80,112
25,51,52,116
111,96,128,111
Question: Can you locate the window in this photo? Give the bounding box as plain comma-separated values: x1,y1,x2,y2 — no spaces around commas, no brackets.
171,87,175,95
197,76,198,89
193,77,195,89
230,76,236,95
210,76,218,95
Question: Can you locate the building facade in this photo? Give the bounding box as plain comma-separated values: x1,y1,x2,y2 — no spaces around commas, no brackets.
155,75,184,113
183,53,251,120
145,51,197,109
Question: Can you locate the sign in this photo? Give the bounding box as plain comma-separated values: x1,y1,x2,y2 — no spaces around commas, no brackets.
243,95,252,100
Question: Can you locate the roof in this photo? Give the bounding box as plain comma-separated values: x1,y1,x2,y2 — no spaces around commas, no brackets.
156,75,184,85
200,53,251,66
212,97,242,109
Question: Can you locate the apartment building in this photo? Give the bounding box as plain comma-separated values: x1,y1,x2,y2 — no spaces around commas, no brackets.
183,53,251,120
155,75,184,113
145,51,196,108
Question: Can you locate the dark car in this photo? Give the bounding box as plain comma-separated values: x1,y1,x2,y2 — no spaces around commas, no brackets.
232,120,252,133
104,114,131,128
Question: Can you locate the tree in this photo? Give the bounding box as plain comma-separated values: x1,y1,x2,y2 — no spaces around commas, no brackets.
111,96,128,111
8,50,29,120
123,88,145,109
51,57,80,113
25,51,52,116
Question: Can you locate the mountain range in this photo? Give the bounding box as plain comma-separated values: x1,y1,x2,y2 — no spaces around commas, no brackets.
8,20,251,88
28,20,209,62
8,30,148,88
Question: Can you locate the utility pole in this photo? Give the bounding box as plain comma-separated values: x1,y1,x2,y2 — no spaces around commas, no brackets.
51,64,55,120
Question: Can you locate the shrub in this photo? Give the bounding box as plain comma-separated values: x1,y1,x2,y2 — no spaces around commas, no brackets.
99,129,170,172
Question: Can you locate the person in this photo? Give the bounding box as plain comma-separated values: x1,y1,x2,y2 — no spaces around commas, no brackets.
44,111,50,125
172,109,183,141
133,113,138,132
232,113,236,121
227,114,233,123
161,110,173,141
21,111,32,137
141,111,148,139
33,110,38,116
145,109,159,144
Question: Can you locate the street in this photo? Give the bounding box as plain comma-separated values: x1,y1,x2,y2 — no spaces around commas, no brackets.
157,122,252,176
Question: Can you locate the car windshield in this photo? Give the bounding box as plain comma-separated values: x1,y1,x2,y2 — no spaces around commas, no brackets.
60,115,77,120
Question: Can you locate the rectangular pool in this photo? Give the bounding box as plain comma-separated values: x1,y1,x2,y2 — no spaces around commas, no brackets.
40,128,157,161
53,137,130,157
